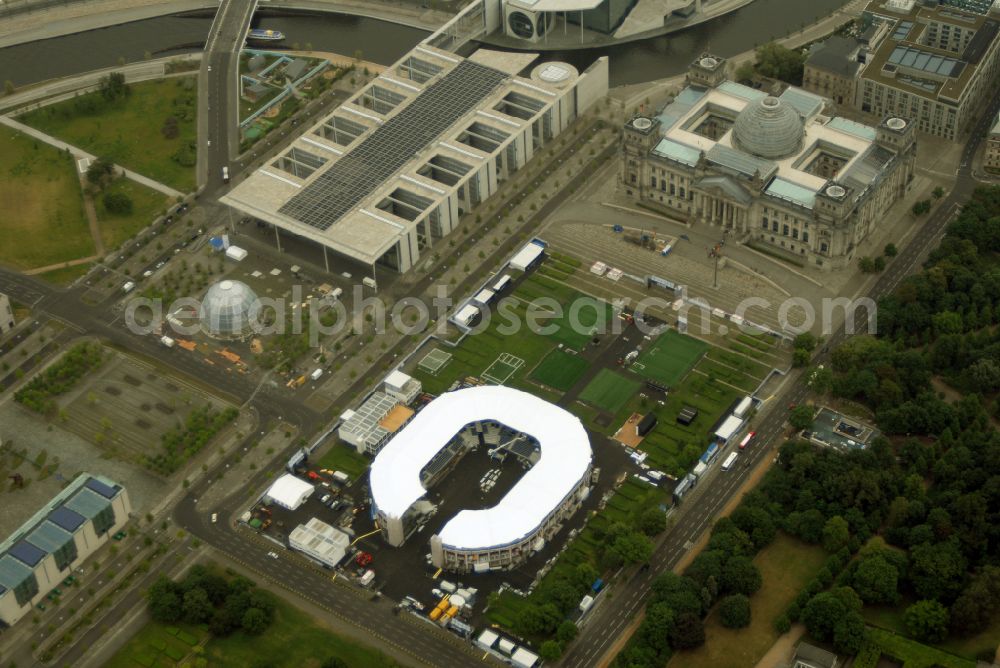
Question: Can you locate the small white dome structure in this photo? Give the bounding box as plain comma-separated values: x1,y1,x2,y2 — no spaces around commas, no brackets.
199,280,259,340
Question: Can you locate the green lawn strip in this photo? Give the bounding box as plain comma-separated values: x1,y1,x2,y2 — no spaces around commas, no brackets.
580,369,641,413
668,534,828,668
632,330,708,387
549,251,582,268
735,332,774,351
19,77,198,192
316,443,369,478
696,359,760,393
36,263,94,286
705,348,770,380
867,628,976,668
94,177,172,251
0,128,93,270
529,349,588,391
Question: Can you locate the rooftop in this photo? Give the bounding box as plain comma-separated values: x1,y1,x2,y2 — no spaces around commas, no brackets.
861,0,1000,103
222,45,576,266
369,386,592,551
806,35,863,78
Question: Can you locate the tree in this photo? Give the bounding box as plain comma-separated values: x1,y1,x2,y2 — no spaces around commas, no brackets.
950,567,1000,636
103,191,134,215
556,620,578,644
904,600,949,642
669,612,705,649
182,587,214,624
720,556,762,596
912,199,931,215
639,602,675,654
98,71,129,101
147,577,182,623
859,256,877,273
793,332,818,352
719,594,752,629
638,507,667,536
932,186,945,199
909,539,967,601
884,242,898,257
241,607,269,634
822,515,850,553
320,659,348,668
730,506,776,549
539,640,562,662
86,156,115,186
802,589,862,642
610,529,653,565
161,115,180,139
754,42,806,85
853,555,900,604
789,405,815,430
793,348,811,367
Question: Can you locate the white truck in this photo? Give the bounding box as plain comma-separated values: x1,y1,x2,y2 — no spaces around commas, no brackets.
160,336,176,348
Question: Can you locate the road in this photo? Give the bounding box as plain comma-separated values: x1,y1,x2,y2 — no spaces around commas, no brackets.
558,95,1000,667
198,0,257,191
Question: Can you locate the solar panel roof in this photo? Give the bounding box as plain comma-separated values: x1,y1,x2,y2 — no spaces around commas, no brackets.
8,541,46,567
48,506,85,532
280,60,509,232
888,45,962,76
84,477,118,499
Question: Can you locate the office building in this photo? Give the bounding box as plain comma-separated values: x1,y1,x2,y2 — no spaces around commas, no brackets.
0,475,131,627
856,0,1000,139
223,44,608,274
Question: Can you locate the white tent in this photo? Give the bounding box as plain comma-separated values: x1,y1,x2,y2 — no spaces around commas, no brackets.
509,242,544,271
511,647,540,668
714,415,745,443
264,473,314,510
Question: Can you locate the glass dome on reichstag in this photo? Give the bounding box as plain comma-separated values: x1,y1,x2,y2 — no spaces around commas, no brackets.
732,95,804,160
200,280,259,340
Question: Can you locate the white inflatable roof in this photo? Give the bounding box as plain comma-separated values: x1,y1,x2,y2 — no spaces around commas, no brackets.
369,385,592,550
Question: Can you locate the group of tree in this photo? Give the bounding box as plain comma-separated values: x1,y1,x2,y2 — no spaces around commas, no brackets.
146,565,276,636
616,505,775,666
144,404,239,475
509,505,667,655
751,43,807,86
84,155,134,214
14,342,105,414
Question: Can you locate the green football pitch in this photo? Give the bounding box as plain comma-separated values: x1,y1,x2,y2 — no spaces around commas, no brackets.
631,330,708,387
580,369,640,413
530,349,588,391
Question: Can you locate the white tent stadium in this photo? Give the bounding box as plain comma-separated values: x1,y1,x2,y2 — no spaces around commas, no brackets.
264,473,314,510
714,415,745,443
369,385,592,570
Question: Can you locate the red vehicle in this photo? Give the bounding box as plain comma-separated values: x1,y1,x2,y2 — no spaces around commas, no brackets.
739,431,756,450
307,471,320,481
355,552,373,567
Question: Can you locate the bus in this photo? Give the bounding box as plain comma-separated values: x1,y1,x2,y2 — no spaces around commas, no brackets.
739,431,756,450
721,452,739,471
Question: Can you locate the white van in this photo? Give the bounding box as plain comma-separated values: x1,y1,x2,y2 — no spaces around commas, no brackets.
222,166,230,183
721,452,739,471
310,368,323,381
122,281,136,293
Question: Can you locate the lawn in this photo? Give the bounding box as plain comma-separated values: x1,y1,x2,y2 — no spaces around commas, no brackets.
512,275,615,351
632,330,708,388
668,533,828,668
579,369,641,413
409,301,559,395
95,177,172,251
530,349,588,391
868,628,977,668
19,77,198,192
107,587,398,668
0,128,94,270
316,442,369,479
36,263,94,286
